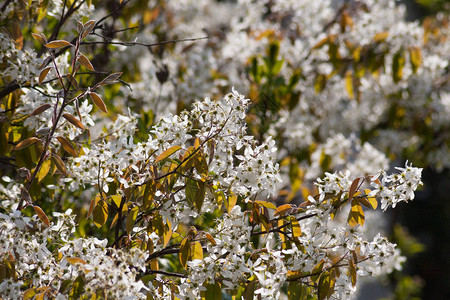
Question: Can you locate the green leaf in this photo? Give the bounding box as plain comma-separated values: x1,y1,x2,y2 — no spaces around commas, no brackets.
392,49,405,83
93,200,108,228
186,178,206,212
349,258,357,287
409,46,422,73
179,238,190,269
126,206,139,234
203,282,222,300
318,271,330,300
70,275,85,299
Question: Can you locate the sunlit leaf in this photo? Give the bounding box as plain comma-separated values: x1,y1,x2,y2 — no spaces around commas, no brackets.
89,92,107,113
78,53,94,71
155,146,181,163
45,40,72,48
39,67,52,84
63,113,84,130
56,136,78,156
93,200,108,228
126,206,139,234
274,204,293,217
32,32,47,45
34,205,50,226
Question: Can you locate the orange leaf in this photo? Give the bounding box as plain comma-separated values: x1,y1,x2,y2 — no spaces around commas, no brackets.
34,205,50,226
39,67,52,84
12,137,40,151
89,92,107,113
78,53,94,71
45,40,72,48
348,177,361,202
32,32,47,45
31,104,52,116
56,136,78,156
63,113,84,130
274,204,293,217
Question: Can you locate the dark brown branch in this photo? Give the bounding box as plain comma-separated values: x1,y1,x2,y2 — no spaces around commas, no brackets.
81,36,209,48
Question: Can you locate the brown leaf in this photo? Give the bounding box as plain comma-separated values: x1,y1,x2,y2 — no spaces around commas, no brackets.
101,72,122,85
31,104,52,116
65,73,79,90
89,92,107,113
39,67,52,84
81,20,96,39
63,113,84,130
33,205,50,226
51,154,67,175
56,136,78,156
12,137,41,151
21,188,32,204
32,32,47,45
45,40,72,49
78,53,94,71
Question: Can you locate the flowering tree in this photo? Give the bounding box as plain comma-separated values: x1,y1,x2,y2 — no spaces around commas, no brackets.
0,0,447,299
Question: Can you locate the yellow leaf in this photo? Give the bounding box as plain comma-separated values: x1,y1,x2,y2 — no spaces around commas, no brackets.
37,159,51,182
34,205,50,226
191,241,203,260
290,216,302,238
89,92,107,113
373,32,389,42
66,257,87,265
255,200,277,210
155,146,182,163
45,40,72,48
345,71,354,99
93,200,108,228
409,46,422,73
226,194,238,213
347,201,365,227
